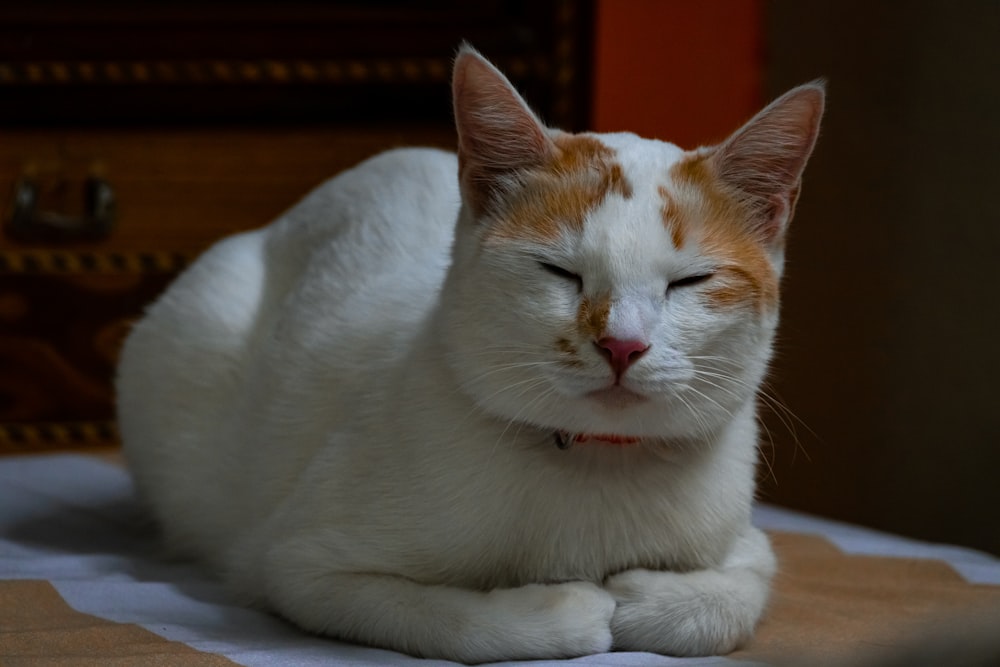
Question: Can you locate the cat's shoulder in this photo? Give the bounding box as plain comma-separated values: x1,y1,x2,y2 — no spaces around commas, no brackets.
288,147,458,218
270,147,459,245
347,146,458,185
373,146,457,166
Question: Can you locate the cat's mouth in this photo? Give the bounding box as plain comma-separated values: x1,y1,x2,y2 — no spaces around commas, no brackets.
555,431,642,449
586,385,647,408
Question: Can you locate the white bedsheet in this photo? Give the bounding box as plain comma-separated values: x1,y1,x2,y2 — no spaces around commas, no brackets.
2,454,998,666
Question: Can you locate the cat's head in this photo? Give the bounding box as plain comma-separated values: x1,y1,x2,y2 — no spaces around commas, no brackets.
439,46,823,447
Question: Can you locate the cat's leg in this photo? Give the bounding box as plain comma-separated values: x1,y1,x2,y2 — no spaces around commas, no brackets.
262,568,615,662
605,525,776,656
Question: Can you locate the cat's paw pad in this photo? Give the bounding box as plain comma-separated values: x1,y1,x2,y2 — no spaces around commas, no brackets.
605,569,756,656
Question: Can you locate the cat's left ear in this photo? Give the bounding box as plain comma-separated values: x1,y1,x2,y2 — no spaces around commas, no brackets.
452,45,556,216
709,82,825,247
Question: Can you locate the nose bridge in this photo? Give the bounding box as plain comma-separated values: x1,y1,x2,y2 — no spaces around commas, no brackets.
605,292,654,342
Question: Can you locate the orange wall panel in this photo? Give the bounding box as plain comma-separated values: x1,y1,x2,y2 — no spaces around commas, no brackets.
592,0,764,149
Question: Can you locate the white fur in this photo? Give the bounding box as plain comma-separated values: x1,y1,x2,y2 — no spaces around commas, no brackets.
118,51,821,662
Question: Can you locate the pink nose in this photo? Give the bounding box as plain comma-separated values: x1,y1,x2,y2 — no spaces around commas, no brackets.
595,337,649,377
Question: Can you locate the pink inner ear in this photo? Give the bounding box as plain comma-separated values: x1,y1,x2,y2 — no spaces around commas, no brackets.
452,49,554,212
760,192,791,244
709,83,824,243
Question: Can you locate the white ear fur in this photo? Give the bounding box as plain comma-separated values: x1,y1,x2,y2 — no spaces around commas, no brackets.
709,82,825,244
452,45,555,214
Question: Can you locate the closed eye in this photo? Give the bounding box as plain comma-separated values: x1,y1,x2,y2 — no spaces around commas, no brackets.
539,262,583,290
669,273,714,289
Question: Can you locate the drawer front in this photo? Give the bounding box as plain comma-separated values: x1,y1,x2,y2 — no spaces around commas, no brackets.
0,270,173,451
0,125,454,453
1,126,455,254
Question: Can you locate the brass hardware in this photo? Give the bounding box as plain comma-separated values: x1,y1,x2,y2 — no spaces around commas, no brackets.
5,173,116,243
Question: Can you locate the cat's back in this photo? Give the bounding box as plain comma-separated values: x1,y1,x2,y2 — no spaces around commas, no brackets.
118,147,459,553
259,147,459,367
124,146,458,381
268,147,458,274
121,146,458,400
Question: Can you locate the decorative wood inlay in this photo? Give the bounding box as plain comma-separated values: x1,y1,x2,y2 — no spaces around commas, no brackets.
0,250,189,274
0,58,495,86
0,421,119,452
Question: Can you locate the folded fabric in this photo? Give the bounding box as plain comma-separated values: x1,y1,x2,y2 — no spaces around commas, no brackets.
2,454,998,666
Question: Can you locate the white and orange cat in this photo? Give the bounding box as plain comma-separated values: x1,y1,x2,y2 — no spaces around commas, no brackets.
117,46,823,662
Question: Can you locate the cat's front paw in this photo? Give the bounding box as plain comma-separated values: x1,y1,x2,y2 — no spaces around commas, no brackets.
606,568,766,656
485,581,615,659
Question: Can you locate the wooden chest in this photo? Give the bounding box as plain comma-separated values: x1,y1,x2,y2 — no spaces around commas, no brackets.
0,1,593,453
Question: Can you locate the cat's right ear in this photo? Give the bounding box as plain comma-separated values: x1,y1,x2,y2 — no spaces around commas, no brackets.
706,82,825,248
452,45,555,216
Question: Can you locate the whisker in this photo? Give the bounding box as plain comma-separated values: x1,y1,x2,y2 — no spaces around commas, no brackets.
682,383,735,420
487,379,553,464
689,370,746,403
671,390,715,444
690,358,814,464
756,384,813,464
456,360,562,392
754,413,779,485
449,372,549,436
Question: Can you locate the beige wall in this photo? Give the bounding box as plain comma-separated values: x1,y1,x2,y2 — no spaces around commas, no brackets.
762,1,1000,554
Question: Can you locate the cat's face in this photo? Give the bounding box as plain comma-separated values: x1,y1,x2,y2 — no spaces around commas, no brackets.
441,48,823,446
444,133,781,442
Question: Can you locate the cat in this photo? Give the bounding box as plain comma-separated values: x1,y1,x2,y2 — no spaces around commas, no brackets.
116,45,824,663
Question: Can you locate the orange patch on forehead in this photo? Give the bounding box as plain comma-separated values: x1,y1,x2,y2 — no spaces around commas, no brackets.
669,152,780,311
670,152,746,225
551,135,634,199
484,134,633,244
658,185,686,249
577,294,610,339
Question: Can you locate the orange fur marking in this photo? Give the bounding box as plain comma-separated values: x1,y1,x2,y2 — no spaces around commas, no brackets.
556,337,577,354
658,185,686,249
577,294,611,340
705,262,775,310
669,153,779,311
555,337,584,366
670,153,746,225
485,134,633,244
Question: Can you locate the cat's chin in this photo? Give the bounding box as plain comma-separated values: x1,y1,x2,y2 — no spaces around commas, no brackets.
585,385,647,409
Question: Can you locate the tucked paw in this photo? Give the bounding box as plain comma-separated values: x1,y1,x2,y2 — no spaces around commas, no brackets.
606,568,765,656
485,581,615,659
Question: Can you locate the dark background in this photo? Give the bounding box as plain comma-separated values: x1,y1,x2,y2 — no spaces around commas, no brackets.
761,0,1000,555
